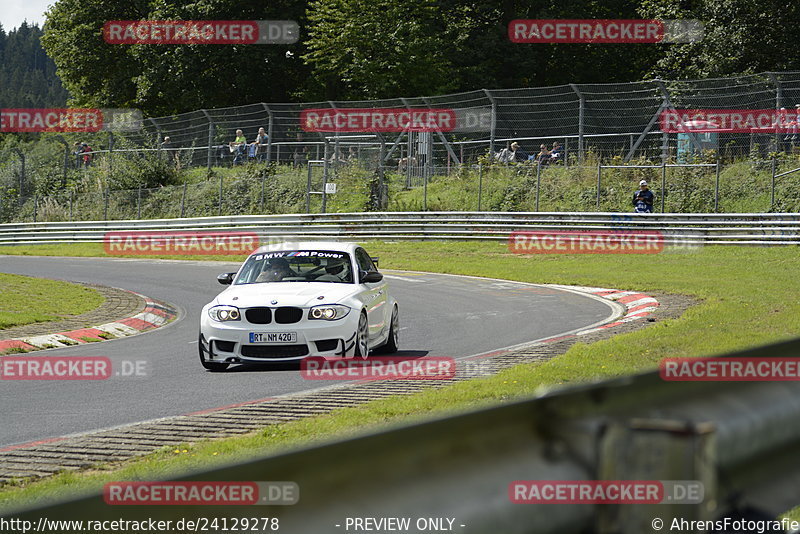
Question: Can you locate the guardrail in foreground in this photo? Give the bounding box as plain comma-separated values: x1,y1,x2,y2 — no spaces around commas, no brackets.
0,211,799,246
9,338,800,533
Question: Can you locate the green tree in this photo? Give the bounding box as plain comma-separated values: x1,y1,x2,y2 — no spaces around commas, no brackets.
304,0,455,100
41,0,310,115
641,0,800,78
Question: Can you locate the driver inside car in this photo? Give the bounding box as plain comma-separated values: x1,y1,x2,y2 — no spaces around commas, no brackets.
256,257,297,282
315,258,348,282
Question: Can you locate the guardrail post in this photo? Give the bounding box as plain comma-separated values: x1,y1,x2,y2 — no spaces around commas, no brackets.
597,420,716,534
596,163,602,210
770,158,776,211
535,161,542,211
180,182,187,218
714,160,721,213
477,163,483,211
661,161,667,213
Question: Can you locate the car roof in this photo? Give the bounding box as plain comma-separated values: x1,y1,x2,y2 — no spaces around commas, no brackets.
250,241,359,255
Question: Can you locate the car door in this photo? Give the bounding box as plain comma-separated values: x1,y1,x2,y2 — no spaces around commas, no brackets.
354,247,388,342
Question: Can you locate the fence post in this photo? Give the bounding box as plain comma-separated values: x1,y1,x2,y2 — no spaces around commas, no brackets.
69,190,73,221
477,163,483,211
768,73,782,153
570,84,585,164
108,132,115,184
218,173,223,216
378,137,387,209
306,163,313,214
261,103,274,163
260,173,266,213
483,89,497,157
103,189,109,220
137,186,142,219
535,161,542,211
661,161,667,213
714,160,721,213
12,148,25,206
770,158,776,211
200,109,214,170
596,163,602,210
322,141,329,214
33,195,37,222
180,182,187,218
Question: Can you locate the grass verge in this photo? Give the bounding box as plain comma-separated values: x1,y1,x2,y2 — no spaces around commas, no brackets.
0,242,799,513
0,273,105,330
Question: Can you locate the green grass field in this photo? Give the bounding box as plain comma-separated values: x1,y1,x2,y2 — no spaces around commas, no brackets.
0,242,799,513
0,273,104,330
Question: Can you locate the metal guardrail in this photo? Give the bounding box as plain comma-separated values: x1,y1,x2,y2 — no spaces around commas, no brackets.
8,338,800,533
0,212,799,246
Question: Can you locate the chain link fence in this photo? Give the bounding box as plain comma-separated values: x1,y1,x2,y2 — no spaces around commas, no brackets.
4,71,800,222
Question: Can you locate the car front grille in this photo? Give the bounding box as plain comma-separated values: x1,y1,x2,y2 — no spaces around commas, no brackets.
240,344,310,359
274,306,303,324
245,307,272,324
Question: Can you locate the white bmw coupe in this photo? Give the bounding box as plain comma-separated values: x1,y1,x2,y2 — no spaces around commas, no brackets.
198,241,399,371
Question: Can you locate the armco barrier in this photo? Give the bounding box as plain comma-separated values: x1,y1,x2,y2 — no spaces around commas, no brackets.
0,211,799,246
8,338,800,533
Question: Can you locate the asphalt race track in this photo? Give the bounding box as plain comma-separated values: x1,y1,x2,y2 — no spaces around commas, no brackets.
0,256,616,448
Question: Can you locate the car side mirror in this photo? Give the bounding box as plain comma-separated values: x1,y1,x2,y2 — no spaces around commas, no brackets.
217,272,235,285
361,271,383,283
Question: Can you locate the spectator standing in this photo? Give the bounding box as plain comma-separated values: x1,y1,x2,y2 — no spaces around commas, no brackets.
632,180,654,213
80,142,93,168
161,136,179,167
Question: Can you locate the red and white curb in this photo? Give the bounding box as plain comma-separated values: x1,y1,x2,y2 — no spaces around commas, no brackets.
547,285,659,337
464,284,659,360
0,293,177,355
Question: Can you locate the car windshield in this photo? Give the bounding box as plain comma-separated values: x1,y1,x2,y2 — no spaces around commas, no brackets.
234,250,354,284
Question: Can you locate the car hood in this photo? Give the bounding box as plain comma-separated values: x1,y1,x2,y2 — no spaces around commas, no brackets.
214,282,358,308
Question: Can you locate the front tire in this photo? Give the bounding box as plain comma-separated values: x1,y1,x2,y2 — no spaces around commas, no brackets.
354,312,370,359
198,333,229,372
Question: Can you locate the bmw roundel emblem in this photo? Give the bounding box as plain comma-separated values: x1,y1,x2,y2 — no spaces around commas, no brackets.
271,300,278,305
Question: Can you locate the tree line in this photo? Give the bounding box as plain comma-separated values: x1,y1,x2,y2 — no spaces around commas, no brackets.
16,0,800,118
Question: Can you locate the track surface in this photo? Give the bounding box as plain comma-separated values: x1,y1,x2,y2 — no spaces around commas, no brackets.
0,256,615,448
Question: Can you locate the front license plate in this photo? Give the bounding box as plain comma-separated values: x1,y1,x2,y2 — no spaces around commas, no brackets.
249,332,297,344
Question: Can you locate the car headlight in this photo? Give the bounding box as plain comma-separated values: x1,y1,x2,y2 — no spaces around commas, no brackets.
308,304,350,321
208,305,241,322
